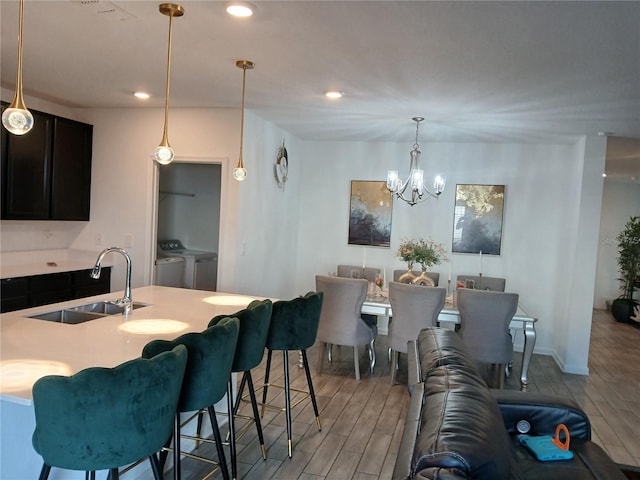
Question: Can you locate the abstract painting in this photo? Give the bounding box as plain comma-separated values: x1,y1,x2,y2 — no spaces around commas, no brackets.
348,180,392,247
452,184,505,255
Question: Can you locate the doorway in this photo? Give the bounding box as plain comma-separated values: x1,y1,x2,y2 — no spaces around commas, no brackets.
153,161,222,287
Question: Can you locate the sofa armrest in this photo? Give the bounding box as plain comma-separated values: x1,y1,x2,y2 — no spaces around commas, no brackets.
392,382,424,480
492,389,591,440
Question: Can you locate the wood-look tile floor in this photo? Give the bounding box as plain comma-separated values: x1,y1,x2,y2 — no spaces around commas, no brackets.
137,308,640,479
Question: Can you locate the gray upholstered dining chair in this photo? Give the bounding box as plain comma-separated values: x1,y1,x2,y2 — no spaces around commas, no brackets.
393,269,440,286
315,275,377,380
387,281,446,385
337,264,380,282
338,265,381,326
456,288,519,388
456,274,505,291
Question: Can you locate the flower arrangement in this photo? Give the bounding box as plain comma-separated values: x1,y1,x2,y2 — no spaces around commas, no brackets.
397,237,448,270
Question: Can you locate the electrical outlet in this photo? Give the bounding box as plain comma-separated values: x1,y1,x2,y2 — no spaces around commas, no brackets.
95,233,102,245
124,234,133,249
241,242,247,256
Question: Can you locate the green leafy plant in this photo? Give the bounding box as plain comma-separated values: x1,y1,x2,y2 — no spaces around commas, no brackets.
397,237,447,270
616,216,640,302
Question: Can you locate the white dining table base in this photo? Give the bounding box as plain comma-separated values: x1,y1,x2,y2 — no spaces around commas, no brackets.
362,300,537,391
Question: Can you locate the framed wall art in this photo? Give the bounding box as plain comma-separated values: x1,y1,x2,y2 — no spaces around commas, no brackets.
452,184,505,255
348,180,392,247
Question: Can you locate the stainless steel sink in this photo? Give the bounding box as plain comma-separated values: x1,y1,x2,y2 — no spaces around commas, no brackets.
29,309,105,325
27,301,150,324
70,301,149,315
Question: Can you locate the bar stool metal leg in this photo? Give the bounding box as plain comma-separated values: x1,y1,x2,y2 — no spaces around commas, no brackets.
261,349,273,418
282,350,293,458
301,349,321,431
227,383,237,480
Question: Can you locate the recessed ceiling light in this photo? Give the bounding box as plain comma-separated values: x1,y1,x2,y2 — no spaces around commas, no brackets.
226,2,253,17
325,90,343,99
602,173,607,178
134,91,150,100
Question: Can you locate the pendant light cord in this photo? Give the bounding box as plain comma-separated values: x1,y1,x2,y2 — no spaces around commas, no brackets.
14,0,27,109
238,64,247,167
161,13,173,145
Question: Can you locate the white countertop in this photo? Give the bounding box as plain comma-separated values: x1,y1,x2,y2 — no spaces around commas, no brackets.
0,286,265,405
1,248,114,279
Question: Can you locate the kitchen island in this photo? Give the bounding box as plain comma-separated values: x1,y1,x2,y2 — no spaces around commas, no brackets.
1,286,263,480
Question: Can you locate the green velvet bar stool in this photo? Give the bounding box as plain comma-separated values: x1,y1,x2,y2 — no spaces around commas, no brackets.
142,318,239,480
208,299,273,480
261,291,323,458
32,345,188,480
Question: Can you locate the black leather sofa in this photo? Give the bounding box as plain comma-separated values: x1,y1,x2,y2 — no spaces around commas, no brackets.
392,327,626,480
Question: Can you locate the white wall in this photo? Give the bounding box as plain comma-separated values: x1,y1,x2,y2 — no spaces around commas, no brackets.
595,180,640,308
295,139,606,374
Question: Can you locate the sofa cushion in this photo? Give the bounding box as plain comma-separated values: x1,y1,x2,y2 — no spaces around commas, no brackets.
412,364,512,479
416,328,478,380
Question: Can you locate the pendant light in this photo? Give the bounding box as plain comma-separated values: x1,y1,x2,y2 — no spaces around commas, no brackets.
153,3,184,165
233,60,254,181
2,0,33,136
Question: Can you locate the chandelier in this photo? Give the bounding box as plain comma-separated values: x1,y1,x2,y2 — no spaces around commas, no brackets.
386,117,446,206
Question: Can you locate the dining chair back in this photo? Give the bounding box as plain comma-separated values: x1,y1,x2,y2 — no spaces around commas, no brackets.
456,288,518,388
456,274,505,292
315,275,377,380
388,281,446,384
32,345,188,480
393,269,440,286
142,318,240,480
337,264,380,282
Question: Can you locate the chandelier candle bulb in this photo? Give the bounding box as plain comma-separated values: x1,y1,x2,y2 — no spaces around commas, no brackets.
479,250,483,275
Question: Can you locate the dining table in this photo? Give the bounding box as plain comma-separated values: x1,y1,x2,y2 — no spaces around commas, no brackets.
361,294,537,391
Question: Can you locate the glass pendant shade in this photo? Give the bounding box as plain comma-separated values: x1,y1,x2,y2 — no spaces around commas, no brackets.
233,166,247,181
433,173,447,195
2,107,33,135
153,143,174,165
386,170,399,191
3,0,33,136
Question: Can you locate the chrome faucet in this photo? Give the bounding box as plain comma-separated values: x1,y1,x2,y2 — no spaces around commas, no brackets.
91,247,133,314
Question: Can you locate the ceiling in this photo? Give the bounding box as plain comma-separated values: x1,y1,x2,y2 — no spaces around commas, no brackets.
1,0,639,179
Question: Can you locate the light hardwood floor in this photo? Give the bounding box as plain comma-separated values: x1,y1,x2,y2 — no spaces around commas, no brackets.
148,308,640,479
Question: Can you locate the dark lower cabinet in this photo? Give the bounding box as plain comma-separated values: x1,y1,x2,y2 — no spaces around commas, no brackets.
0,267,111,313
0,277,29,313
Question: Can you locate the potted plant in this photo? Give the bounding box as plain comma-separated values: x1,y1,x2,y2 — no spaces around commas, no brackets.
611,215,640,324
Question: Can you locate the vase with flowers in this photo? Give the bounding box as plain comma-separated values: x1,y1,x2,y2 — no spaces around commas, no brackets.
397,238,418,283
413,237,447,286
397,237,447,286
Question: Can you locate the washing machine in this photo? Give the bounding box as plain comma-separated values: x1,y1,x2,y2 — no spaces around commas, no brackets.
155,256,185,288
157,240,218,291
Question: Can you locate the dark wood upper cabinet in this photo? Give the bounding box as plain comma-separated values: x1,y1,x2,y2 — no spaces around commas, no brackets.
50,117,93,220
1,102,93,221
